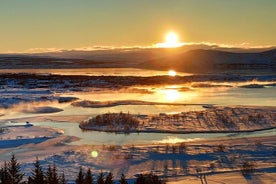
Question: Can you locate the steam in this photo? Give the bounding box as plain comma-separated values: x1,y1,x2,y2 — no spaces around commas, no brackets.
0,100,64,116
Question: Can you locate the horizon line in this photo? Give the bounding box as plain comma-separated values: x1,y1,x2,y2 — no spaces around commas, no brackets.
1,42,276,54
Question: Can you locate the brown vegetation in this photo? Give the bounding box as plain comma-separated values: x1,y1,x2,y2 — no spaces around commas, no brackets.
80,107,276,133
80,112,140,131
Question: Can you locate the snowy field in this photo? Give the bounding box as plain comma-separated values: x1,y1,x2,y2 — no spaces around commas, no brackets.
0,72,276,183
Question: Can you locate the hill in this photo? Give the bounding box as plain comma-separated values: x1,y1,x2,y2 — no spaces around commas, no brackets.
140,49,276,73
0,48,275,74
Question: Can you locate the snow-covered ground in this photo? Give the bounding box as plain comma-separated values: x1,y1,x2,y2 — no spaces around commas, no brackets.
0,123,62,148
1,111,275,183
1,121,275,183
80,106,276,133
0,73,276,183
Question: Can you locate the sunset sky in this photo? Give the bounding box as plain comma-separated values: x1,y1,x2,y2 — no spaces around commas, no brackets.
0,0,275,53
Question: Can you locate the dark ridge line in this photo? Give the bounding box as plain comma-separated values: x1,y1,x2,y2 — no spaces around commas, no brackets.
71,100,216,108
79,125,276,135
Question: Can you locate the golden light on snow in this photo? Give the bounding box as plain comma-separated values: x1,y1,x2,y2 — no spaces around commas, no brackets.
91,150,98,158
162,137,184,144
168,70,177,76
155,32,185,48
159,136,202,144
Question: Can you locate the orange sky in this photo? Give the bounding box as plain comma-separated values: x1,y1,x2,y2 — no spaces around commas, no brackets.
0,0,275,53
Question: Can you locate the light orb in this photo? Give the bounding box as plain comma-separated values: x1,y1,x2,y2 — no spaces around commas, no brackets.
168,70,177,76
91,151,98,158
155,32,184,48
166,32,178,45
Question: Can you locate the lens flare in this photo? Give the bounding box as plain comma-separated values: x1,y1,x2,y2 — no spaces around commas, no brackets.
91,151,98,158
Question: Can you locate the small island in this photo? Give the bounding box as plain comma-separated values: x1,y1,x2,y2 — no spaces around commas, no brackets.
79,106,276,133
80,112,140,132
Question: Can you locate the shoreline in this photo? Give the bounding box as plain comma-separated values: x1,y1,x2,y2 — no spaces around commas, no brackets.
71,100,215,108
79,124,276,134
1,114,275,182
79,106,276,135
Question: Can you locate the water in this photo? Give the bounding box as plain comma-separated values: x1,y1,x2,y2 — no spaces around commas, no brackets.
1,68,276,181
27,122,276,146
0,68,191,77
1,68,276,146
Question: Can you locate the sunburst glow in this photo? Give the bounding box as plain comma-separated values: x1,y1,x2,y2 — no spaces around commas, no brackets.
153,85,200,103
168,70,177,76
166,33,178,45
159,89,180,101
156,32,185,48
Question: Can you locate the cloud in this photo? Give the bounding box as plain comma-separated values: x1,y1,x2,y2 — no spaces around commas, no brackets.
5,42,275,54
183,41,275,49
26,47,64,53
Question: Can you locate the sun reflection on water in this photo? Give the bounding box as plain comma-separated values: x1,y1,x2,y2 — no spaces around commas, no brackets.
163,89,180,101
154,85,199,103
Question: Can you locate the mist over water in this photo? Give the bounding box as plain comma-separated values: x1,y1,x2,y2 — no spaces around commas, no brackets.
1,68,276,120
0,67,275,183
0,68,191,77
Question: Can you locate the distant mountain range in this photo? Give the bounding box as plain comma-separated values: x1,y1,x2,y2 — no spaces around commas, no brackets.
140,49,276,73
0,47,275,74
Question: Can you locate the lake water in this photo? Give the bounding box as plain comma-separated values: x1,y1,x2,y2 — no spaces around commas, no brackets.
29,122,276,146
1,68,276,146
0,68,191,76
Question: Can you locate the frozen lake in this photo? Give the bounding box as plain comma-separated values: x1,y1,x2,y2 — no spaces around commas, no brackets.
0,68,191,77
0,68,275,182
1,68,276,146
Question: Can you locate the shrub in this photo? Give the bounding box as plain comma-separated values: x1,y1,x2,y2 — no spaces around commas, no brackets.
82,112,140,131
240,161,255,175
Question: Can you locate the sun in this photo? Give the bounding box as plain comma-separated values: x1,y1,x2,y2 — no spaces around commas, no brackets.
166,33,178,46
168,70,177,76
156,32,185,48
